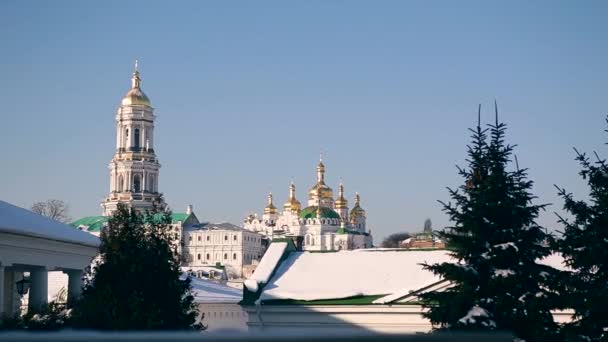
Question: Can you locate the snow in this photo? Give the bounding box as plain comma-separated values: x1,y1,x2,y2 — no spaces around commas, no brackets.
493,242,518,251
245,242,288,291
0,200,99,247
458,305,495,327
259,249,453,302
181,274,242,303
493,269,515,277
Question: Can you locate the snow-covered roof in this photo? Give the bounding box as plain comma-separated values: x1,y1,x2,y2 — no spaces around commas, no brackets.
182,274,242,303
259,249,454,302
245,241,290,293
0,200,100,247
253,248,569,304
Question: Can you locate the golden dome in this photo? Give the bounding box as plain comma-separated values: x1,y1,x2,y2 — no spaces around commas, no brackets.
349,192,366,219
121,87,151,106
121,61,151,107
284,182,302,213
308,182,334,200
264,192,278,215
335,183,348,209
308,159,333,200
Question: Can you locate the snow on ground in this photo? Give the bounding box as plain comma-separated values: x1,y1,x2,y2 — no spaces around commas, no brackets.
245,242,288,292
181,274,242,303
259,249,454,302
0,200,99,246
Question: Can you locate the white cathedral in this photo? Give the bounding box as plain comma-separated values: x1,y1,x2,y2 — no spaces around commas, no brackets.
243,161,373,251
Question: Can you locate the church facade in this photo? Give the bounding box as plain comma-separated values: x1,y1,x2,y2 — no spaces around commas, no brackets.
243,161,373,251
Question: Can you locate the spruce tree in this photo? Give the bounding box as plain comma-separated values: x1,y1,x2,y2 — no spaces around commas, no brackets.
420,104,559,341
72,203,200,330
555,116,608,341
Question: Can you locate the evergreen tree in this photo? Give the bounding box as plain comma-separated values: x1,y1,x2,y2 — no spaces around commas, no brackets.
420,104,559,341
72,203,200,330
555,116,608,341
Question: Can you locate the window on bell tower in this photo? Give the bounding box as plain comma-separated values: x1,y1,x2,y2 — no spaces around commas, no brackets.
134,128,140,149
133,174,141,193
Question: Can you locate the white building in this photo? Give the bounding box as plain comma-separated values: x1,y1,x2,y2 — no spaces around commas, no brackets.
0,200,99,315
182,223,265,279
242,241,572,334
244,160,373,251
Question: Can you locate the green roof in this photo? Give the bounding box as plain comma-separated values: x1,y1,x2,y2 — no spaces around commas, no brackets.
336,227,367,235
72,212,192,232
71,216,108,232
299,206,341,219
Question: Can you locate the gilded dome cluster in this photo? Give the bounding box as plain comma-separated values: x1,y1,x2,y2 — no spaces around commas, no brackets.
255,159,366,224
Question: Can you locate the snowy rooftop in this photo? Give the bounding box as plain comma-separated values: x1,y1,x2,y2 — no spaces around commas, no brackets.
0,200,100,247
183,274,242,304
259,249,454,302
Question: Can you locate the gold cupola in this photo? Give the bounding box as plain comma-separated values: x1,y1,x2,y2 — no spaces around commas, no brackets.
283,181,302,213
335,182,348,209
349,192,366,220
308,159,334,201
121,60,151,107
264,192,278,215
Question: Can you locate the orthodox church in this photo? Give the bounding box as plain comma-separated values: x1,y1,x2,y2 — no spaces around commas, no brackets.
73,62,192,236
243,160,373,251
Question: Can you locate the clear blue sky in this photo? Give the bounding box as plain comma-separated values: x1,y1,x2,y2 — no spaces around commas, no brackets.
1,1,607,242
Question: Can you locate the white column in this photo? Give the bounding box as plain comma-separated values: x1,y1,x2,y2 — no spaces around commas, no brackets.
142,171,147,192
29,268,48,311
0,265,5,316
65,270,84,307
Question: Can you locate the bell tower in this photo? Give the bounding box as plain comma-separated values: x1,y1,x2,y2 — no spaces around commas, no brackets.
101,61,165,216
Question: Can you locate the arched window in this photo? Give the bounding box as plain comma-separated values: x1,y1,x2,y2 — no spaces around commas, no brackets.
224,235,228,241
233,235,237,241
198,236,201,242
133,174,141,192
206,253,210,260
197,254,201,260
233,253,237,260
224,253,228,260
134,128,140,149
206,236,210,241
118,175,124,192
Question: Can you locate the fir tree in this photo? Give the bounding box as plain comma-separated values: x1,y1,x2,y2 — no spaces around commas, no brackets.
72,203,201,330
555,116,608,341
420,104,559,341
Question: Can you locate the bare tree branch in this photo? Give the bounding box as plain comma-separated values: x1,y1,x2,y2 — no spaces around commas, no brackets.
31,199,71,223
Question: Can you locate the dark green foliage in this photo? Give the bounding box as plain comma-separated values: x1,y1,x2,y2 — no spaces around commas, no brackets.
420,105,559,341
72,203,201,330
555,117,608,341
0,302,70,331
381,232,411,248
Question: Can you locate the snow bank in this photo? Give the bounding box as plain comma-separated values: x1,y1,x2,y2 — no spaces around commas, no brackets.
259,249,453,302
181,274,242,303
245,242,288,291
0,200,99,247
